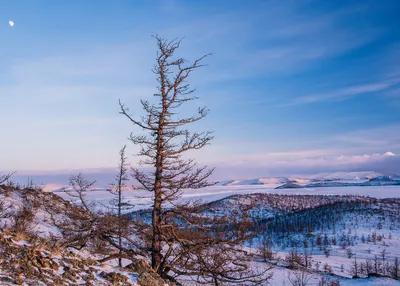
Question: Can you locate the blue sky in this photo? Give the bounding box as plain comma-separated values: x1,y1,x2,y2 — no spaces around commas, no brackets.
1,0,400,180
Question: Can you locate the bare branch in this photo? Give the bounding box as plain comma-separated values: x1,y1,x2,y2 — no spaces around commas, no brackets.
0,172,16,185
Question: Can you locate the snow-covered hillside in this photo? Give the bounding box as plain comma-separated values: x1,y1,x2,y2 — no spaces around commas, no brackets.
214,171,385,187
2,174,400,285
306,171,384,181
198,193,400,285
0,186,174,286
216,177,303,186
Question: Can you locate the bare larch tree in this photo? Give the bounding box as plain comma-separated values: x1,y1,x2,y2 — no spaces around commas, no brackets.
119,36,272,284
119,35,213,274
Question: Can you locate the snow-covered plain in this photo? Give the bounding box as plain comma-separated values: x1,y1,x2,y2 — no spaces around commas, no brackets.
56,184,400,212
52,171,399,209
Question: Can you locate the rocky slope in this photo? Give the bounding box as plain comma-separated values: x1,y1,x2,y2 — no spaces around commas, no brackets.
0,185,174,286
0,229,138,285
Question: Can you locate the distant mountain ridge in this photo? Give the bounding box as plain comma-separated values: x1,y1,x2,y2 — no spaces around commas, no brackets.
215,171,386,187
43,171,397,192
276,175,400,189
215,177,306,186
307,171,383,181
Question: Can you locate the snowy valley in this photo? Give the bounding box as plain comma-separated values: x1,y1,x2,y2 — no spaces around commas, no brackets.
1,171,400,285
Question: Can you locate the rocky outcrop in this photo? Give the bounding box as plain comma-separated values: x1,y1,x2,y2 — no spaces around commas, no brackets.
126,260,176,286
0,229,139,285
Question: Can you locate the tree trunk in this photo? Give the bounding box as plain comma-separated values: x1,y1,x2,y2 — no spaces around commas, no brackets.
118,183,122,267
152,181,162,273
152,121,165,273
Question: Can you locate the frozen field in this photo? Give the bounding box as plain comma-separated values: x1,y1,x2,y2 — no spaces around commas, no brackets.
56,184,400,211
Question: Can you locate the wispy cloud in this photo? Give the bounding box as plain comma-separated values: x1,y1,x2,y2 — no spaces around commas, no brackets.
286,78,400,105
163,1,382,83
208,151,400,179
189,122,400,179
331,124,400,152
